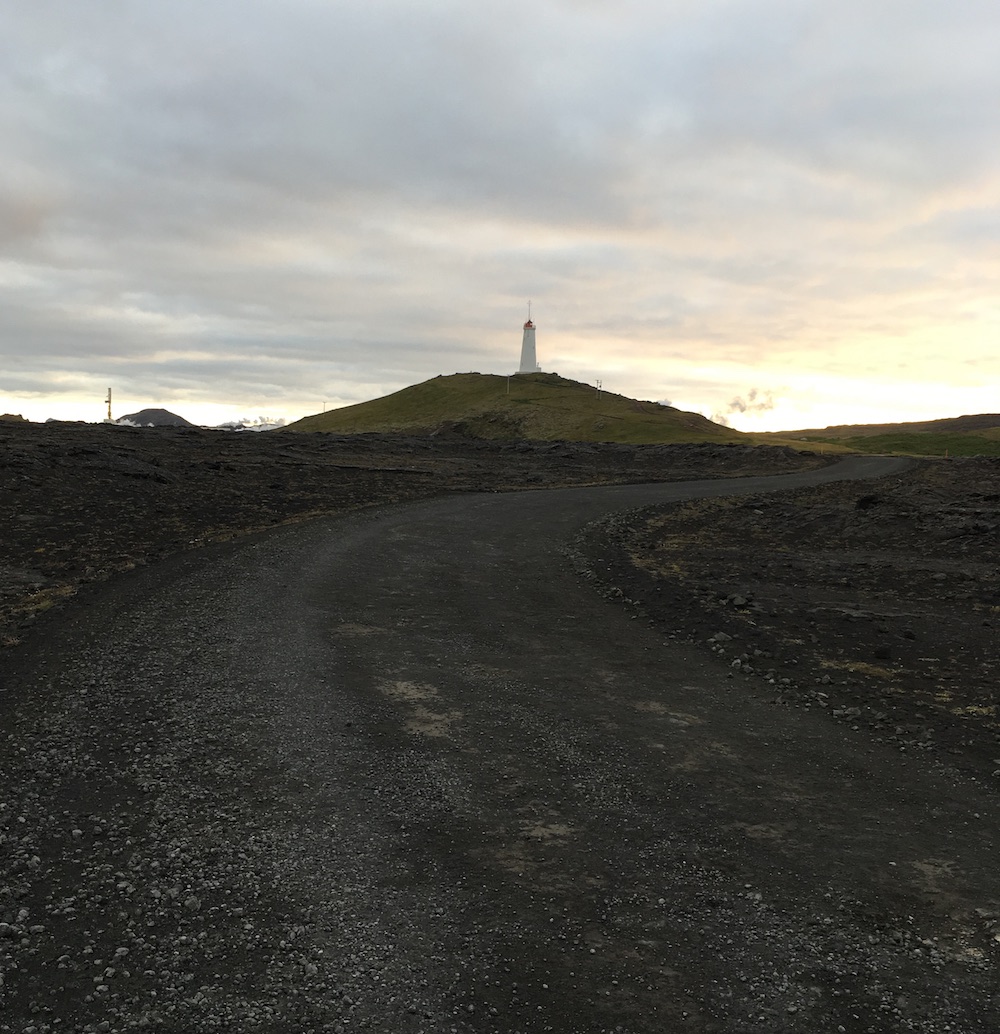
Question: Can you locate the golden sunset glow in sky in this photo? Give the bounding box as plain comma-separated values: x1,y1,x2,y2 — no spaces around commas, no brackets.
2,1,997,430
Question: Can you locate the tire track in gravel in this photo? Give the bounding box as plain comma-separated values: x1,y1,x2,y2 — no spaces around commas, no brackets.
11,455,1000,1034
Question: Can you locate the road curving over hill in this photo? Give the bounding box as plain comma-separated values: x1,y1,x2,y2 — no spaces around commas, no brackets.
5,454,1000,1033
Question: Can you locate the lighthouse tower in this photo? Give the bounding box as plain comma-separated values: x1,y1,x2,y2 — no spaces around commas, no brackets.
518,310,539,374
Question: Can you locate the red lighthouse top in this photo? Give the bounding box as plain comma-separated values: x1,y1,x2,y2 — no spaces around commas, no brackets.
523,319,534,329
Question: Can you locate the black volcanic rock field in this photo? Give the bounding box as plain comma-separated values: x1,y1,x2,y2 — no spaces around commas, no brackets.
3,421,1000,1032
4,419,997,782
0,421,820,647
4,420,998,772
575,457,1000,782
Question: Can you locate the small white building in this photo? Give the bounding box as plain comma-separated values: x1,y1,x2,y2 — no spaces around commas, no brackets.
518,317,540,374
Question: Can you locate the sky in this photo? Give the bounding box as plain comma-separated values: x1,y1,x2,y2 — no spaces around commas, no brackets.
2,0,998,431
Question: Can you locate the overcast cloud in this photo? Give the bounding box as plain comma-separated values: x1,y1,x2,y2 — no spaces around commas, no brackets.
2,0,998,428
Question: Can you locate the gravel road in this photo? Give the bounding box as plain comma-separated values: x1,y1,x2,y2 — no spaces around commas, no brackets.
6,454,1000,1034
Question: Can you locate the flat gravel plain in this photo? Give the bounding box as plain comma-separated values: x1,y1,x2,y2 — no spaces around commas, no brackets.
5,455,1000,1033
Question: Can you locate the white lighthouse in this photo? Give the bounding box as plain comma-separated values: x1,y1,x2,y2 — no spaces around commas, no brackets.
518,310,539,374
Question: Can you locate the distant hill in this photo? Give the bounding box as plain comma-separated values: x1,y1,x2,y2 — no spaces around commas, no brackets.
760,413,1000,457
770,413,1000,438
117,408,194,428
285,372,747,445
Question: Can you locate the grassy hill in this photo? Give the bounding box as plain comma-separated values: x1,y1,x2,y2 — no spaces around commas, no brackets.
825,431,1000,458
286,372,751,445
761,414,1000,457
770,413,1000,438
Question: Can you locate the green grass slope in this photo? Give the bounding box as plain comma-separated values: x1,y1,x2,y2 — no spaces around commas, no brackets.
770,413,1000,438
832,432,1000,458
758,414,1000,457
285,372,747,444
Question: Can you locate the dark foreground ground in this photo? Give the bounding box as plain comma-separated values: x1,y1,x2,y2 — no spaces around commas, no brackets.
2,423,1000,1033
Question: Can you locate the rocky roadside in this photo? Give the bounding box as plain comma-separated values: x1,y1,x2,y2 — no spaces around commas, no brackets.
573,457,1000,784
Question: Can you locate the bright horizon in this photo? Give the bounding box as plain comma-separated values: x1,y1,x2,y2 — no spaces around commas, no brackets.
2,2,998,432
4,366,998,434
